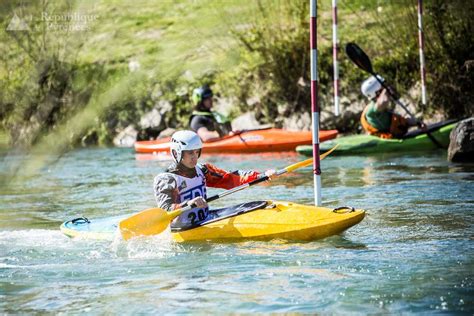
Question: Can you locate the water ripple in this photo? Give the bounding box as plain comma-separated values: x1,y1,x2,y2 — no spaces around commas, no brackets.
0,149,473,313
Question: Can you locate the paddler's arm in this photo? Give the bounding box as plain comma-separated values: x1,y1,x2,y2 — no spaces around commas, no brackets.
190,116,221,142
377,89,419,127
200,163,274,190
374,89,392,112
196,127,221,142
153,173,187,211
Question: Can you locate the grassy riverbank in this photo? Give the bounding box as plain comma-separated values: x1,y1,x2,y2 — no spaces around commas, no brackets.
0,0,472,149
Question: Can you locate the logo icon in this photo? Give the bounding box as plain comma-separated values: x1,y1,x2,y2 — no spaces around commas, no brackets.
6,13,30,31
178,181,187,191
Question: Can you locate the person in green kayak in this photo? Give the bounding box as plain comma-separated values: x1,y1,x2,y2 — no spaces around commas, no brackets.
154,130,274,226
360,75,418,139
189,85,233,142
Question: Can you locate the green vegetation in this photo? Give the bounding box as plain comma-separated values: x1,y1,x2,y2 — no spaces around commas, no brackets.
0,0,472,153
222,0,473,126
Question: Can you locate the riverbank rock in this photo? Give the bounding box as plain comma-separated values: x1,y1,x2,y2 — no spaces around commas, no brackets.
319,95,365,133
448,118,474,162
136,101,173,140
113,125,137,147
232,112,271,131
213,96,235,117
139,108,163,130
137,108,165,140
282,112,311,131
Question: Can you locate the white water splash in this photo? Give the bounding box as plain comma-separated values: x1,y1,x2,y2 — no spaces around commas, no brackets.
109,227,178,259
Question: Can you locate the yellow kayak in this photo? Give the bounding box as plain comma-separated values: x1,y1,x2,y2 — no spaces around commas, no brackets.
172,201,365,242
60,200,365,242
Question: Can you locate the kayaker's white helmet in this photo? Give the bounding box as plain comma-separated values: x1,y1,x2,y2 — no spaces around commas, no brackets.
170,130,203,163
361,75,384,100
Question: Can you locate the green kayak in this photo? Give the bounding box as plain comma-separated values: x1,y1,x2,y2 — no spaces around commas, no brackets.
296,120,458,156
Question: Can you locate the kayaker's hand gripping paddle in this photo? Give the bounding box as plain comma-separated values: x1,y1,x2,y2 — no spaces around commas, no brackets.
119,145,338,240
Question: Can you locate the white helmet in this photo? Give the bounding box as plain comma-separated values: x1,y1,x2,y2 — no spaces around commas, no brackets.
361,75,384,100
170,130,203,163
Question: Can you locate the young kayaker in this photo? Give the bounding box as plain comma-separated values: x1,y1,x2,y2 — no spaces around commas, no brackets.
189,85,233,142
154,130,274,226
360,76,418,138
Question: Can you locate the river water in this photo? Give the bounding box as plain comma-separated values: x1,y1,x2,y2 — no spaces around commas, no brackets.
1,148,473,314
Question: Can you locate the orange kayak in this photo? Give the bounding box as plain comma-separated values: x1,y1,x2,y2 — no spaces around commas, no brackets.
135,128,338,154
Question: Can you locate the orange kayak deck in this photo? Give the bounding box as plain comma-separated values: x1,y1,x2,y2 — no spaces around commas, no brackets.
134,128,338,154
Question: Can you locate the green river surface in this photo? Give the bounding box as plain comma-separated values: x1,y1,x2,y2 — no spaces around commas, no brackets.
1,148,473,314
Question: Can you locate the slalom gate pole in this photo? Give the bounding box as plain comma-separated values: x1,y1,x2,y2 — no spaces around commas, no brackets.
417,0,427,105
310,0,321,206
332,0,340,116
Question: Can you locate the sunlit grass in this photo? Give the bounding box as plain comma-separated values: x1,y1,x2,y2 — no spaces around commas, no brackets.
74,0,252,79
1,0,414,180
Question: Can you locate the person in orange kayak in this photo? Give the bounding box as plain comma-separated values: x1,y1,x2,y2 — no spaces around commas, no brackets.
154,130,274,226
360,75,418,139
189,85,233,142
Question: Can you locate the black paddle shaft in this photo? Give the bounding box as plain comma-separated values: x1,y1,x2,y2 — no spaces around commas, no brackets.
188,175,270,208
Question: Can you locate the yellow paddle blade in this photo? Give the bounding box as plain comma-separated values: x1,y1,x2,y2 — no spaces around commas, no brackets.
285,158,313,173
285,144,339,172
119,208,183,240
321,143,339,159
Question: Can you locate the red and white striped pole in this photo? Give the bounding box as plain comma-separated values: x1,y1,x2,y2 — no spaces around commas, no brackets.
310,0,321,206
332,0,340,116
417,0,427,105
